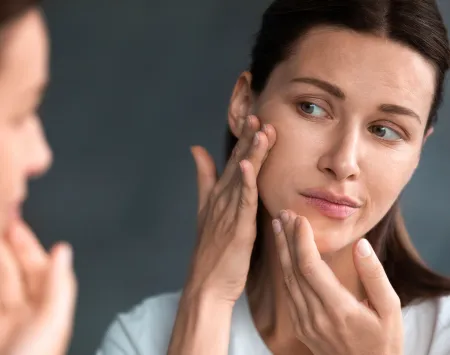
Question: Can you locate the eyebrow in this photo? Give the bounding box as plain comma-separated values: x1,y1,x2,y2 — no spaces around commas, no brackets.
290,77,346,99
290,76,421,123
378,104,421,123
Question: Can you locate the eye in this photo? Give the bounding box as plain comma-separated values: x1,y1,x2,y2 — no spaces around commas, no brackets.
297,102,328,118
369,125,402,141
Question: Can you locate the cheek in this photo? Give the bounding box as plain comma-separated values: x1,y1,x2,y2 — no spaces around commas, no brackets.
256,124,321,217
362,150,418,225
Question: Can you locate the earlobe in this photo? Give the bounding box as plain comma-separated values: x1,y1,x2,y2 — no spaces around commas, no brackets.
228,71,254,138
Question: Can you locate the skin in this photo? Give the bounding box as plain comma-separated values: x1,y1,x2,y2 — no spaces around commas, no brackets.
0,8,76,355
226,27,436,354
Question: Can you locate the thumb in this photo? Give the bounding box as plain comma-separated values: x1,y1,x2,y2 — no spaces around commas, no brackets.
38,243,77,355
191,145,217,213
353,239,400,318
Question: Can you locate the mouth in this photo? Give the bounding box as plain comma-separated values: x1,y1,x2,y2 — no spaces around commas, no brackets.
301,188,362,219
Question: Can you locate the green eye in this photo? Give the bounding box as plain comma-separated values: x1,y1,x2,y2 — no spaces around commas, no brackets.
369,125,402,141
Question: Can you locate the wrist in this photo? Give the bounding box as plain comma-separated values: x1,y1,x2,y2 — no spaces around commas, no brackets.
180,286,235,320
168,287,234,355
182,282,238,310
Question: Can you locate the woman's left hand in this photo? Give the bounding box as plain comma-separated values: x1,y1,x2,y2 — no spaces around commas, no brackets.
272,210,404,355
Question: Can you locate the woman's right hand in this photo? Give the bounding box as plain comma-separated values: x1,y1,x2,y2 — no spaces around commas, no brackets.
186,115,276,305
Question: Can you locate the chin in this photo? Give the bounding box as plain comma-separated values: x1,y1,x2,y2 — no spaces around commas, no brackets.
305,211,361,252
312,230,355,255
265,200,358,253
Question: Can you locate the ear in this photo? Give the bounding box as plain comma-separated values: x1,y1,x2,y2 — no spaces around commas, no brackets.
423,126,434,145
228,71,254,138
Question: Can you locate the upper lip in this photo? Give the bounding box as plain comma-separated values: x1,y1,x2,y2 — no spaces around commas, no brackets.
301,188,362,208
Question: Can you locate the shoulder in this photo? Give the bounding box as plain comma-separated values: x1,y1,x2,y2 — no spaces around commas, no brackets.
404,294,450,324
96,291,182,355
403,294,450,355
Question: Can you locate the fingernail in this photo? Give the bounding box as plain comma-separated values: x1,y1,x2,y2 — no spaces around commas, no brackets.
280,210,289,223
247,115,253,127
357,239,372,258
262,124,269,134
253,132,259,146
272,219,282,234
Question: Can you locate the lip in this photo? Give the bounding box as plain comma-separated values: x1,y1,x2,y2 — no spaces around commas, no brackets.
300,188,362,219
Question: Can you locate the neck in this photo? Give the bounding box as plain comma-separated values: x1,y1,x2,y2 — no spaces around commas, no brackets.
246,209,366,354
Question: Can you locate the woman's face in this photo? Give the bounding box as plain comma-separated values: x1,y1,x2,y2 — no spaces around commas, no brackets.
229,26,436,255
0,8,52,235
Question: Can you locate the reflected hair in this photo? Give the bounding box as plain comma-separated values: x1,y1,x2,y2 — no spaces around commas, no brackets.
0,0,40,28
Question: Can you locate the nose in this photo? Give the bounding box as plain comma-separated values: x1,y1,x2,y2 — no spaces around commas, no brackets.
26,117,53,178
317,128,361,181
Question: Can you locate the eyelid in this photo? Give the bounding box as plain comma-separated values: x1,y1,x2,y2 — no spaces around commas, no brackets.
292,92,334,107
372,120,410,140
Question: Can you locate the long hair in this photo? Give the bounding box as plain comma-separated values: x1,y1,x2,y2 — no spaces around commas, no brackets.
225,0,450,307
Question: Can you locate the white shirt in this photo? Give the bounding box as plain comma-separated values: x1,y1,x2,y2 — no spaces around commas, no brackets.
96,291,450,355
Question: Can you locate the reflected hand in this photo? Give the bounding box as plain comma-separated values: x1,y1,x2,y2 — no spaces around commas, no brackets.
0,220,77,355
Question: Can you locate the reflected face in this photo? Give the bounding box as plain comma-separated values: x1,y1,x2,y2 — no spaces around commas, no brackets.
230,26,435,254
0,8,52,235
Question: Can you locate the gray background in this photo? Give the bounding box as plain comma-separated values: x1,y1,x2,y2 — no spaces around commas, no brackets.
23,1,450,354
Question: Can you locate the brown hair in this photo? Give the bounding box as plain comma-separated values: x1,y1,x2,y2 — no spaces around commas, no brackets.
225,0,450,307
0,0,40,28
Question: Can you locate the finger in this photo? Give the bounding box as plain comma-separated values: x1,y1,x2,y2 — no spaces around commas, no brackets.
191,145,217,213
261,123,277,158
220,118,275,211
353,239,401,318
0,223,27,309
282,212,324,316
245,130,269,177
272,218,308,316
228,127,271,210
234,160,258,239
219,115,260,187
7,220,49,299
293,216,354,310
37,243,77,355
283,281,306,340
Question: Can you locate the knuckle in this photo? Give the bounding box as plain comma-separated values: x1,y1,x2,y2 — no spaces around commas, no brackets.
366,264,386,280
300,322,316,339
283,273,296,288
232,144,243,160
239,188,257,210
333,304,357,324
298,260,316,277
311,313,327,334
292,320,304,339
385,294,402,314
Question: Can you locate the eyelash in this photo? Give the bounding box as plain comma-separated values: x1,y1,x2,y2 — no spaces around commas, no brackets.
295,100,409,142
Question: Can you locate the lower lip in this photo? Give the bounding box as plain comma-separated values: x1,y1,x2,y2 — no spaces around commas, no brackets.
303,195,358,219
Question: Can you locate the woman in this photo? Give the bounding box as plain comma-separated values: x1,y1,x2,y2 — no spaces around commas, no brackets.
97,0,450,354
0,1,77,355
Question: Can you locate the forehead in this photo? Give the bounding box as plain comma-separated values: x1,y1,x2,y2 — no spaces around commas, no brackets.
0,8,49,99
268,26,436,116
